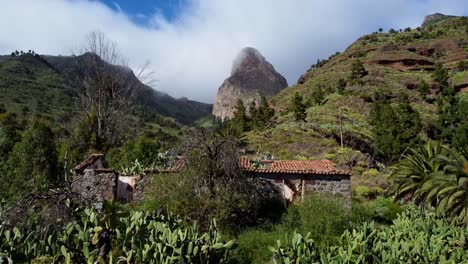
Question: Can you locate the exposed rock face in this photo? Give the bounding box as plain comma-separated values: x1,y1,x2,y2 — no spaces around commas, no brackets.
212,47,288,120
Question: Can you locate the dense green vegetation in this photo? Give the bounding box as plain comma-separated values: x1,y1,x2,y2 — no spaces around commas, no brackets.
270,206,468,263
0,202,236,263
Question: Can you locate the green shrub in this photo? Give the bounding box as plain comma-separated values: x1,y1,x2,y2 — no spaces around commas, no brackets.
233,228,285,264
354,185,383,199
281,194,350,246
270,206,468,263
372,196,402,223
354,185,372,199
362,168,380,178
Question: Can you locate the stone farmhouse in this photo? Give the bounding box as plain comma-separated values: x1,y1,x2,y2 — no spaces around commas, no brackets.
239,158,350,202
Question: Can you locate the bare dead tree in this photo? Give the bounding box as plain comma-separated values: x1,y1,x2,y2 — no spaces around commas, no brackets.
68,31,154,149
182,128,248,196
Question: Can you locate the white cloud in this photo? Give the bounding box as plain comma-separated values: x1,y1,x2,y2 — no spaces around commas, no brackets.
0,0,466,103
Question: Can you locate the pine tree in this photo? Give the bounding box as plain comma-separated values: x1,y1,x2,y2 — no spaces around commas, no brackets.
231,99,248,133
416,79,430,98
349,59,367,85
0,112,20,159
8,119,58,198
370,91,421,163
248,100,259,129
257,95,275,128
311,85,326,105
432,62,449,92
337,78,347,95
290,92,307,122
395,92,421,153
437,92,468,146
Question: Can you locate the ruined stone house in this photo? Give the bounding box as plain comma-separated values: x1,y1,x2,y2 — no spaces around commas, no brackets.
72,154,146,207
71,154,351,206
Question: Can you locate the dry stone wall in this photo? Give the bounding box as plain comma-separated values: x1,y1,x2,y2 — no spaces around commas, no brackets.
71,169,118,208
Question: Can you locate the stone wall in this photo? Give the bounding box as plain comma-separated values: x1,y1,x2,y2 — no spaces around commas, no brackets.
71,169,118,208
246,173,351,203
305,178,351,197
133,175,152,202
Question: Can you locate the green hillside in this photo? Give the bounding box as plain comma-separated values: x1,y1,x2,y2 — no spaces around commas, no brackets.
0,54,72,122
244,16,468,169
0,53,212,126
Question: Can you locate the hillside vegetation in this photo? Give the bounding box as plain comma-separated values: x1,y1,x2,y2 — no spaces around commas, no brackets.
245,15,468,167
0,53,212,126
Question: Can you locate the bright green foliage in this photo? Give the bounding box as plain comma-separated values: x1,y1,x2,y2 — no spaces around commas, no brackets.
281,194,350,247
437,93,468,146
231,99,248,133
457,60,468,71
416,79,430,98
310,85,327,105
0,206,236,263
7,119,58,199
256,95,275,129
370,91,421,163
337,78,347,95
270,206,468,263
394,92,421,147
106,135,161,169
290,92,307,122
349,59,367,85
372,196,402,223
0,112,21,199
230,96,275,133
432,62,449,91
0,112,20,161
392,141,468,223
61,110,100,167
241,95,275,132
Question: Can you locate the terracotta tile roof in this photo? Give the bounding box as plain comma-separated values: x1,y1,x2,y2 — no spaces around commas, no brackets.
74,154,104,174
239,157,349,175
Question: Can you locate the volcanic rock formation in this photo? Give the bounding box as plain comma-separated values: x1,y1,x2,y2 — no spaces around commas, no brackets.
212,47,288,121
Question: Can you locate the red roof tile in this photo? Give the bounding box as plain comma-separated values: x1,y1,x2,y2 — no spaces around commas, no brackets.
239,157,349,175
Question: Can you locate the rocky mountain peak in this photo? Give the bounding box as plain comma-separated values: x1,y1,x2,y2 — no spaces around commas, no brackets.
231,47,271,75
212,47,288,121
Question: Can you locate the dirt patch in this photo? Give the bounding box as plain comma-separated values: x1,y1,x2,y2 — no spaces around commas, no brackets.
373,59,434,71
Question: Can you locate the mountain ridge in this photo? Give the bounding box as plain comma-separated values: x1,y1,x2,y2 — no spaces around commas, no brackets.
0,52,212,125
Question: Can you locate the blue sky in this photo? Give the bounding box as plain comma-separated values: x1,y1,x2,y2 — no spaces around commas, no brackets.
100,0,186,25
0,0,467,102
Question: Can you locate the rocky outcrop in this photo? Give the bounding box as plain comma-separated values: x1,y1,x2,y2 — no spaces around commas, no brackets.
212,47,287,121
422,13,455,27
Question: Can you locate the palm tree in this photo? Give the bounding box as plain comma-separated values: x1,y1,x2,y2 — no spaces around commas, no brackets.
391,141,444,204
435,146,468,223
392,141,468,224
